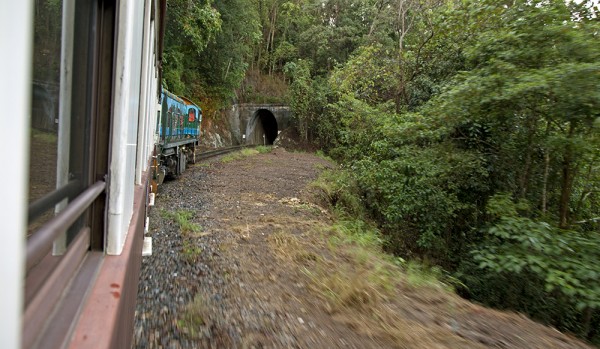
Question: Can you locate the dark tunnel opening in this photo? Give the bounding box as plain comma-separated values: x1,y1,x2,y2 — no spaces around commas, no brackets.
256,109,278,145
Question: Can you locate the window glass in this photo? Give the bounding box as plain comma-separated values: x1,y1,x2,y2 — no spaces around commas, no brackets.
28,0,63,234
28,0,93,249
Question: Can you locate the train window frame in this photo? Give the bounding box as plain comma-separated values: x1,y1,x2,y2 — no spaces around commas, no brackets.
24,0,116,348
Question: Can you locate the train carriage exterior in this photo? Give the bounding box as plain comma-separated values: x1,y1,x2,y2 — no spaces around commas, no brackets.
1,0,169,348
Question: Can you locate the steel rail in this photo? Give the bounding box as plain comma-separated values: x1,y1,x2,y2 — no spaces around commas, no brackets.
196,145,247,161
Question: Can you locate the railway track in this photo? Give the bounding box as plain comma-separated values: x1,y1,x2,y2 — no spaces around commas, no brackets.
196,145,248,161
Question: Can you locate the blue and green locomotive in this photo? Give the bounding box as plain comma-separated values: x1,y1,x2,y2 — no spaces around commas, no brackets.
153,88,203,186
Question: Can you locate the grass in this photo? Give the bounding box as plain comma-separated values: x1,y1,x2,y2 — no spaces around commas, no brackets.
160,209,203,262
264,217,411,312
255,145,271,153
315,149,333,162
300,169,455,317
268,231,301,258
404,260,463,292
292,203,322,215
328,219,383,249
31,128,58,143
306,262,395,310
220,149,256,163
177,294,208,338
310,168,456,291
160,209,202,235
267,230,320,264
177,220,464,346
182,239,203,263
220,146,272,163
295,216,461,346
307,219,401,311
278,197,324,215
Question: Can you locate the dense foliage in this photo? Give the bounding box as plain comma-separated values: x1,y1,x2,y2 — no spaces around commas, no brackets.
284,0,600,341
163,0,600,342
162,0,223,96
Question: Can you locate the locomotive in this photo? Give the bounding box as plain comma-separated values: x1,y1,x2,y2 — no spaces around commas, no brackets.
153,89,203,188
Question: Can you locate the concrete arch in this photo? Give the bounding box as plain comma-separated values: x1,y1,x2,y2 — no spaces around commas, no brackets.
245,109,278,145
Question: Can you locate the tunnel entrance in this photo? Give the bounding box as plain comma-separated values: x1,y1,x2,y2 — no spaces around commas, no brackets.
247,109,278,145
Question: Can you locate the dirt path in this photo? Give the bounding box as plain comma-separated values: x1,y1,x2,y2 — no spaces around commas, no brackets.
134,147,592,349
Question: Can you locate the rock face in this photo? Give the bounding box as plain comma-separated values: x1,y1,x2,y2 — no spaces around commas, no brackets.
273,127,299,149
199,116,233,148
200,129,227,148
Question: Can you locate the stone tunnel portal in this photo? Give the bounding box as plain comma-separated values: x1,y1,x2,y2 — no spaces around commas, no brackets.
247,109,278,145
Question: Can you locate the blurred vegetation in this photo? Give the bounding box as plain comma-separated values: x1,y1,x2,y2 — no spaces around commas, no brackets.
219,146,272,162
161,209,203,262
32,0,63,82
177,294,209,338
164,0,600,342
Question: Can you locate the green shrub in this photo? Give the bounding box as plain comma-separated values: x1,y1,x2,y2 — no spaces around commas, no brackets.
473,217,600,311
311,169,366,219
468,214,600,339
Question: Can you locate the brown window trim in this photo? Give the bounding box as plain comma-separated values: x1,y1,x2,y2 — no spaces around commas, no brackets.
23,227,92,349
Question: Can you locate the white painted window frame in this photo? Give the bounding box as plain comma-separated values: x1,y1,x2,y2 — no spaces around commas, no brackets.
0,1,33,347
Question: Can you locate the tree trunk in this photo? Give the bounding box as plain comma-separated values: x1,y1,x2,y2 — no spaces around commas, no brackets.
394,0,415,113
519,116,537,198
582,307,593,339
541,151,550,214
268,6,277,76
541,121,552,214
574,152,597,223
558,122,575,229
